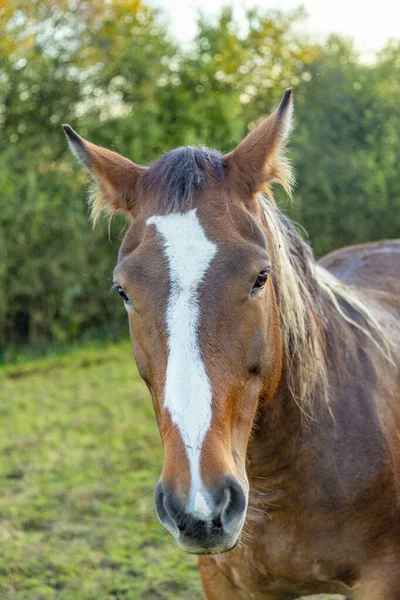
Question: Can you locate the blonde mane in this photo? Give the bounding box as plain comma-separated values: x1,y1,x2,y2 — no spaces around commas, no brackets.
259,195,391,412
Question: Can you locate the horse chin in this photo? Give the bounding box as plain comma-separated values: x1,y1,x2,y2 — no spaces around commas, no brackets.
174,529,243,556
178,540,240,556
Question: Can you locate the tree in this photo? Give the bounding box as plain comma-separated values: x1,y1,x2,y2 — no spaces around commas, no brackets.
0,0,176,349
1,1,399,352
289,36,400,255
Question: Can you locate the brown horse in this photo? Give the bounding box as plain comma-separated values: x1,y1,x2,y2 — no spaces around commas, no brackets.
64,89,400,599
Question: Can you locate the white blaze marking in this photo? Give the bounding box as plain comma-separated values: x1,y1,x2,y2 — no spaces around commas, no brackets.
194,491,212,517
147,209,217,506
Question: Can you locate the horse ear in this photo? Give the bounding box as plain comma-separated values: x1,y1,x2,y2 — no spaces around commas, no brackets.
223,88,294,198
63,125,145,222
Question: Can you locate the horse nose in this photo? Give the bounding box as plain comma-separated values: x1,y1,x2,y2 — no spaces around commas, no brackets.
154,475,247,553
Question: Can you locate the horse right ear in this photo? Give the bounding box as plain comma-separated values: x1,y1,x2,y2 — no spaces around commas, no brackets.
63,125,145,222
222,89,294,199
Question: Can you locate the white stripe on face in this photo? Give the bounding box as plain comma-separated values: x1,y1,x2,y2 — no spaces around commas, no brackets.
147,209,217,511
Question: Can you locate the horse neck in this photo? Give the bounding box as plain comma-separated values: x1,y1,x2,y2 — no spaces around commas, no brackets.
246,283,341,491
246,280,391,498
246,376,304,489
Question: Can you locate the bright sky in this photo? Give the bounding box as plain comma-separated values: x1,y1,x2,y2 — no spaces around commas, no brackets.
154,0,400,56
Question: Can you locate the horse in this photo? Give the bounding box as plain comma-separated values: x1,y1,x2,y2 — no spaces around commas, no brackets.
64,89,400,599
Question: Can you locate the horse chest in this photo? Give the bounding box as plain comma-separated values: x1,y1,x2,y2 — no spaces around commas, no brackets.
213,512,356,598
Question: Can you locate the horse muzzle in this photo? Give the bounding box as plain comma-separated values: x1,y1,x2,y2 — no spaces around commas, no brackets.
154,475,247,554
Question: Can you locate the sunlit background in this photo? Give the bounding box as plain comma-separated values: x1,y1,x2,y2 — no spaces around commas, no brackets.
1,0,400,356
157,0,400,56
0,1,399,598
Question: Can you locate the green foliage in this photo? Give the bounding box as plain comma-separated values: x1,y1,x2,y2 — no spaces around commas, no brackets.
0,0,177,349
289,36,400,255
0,0,399,350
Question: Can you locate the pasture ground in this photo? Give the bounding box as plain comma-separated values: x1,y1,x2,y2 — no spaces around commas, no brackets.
0,341,338,599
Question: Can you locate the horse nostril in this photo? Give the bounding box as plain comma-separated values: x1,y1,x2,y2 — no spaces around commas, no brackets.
219,477,247,531
154,481,186,535
154,481,167,522
212,513,223,529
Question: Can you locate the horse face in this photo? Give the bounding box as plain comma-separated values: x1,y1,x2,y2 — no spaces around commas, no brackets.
64,89,293,554
113,195,283,554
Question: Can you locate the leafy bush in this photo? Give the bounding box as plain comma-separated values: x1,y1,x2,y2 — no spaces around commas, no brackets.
1,1,399,351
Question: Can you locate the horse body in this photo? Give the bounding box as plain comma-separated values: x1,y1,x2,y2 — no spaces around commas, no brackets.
201,240,400,600
65,89,400,599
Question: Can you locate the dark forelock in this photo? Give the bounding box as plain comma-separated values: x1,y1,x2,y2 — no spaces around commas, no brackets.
141,146,224,212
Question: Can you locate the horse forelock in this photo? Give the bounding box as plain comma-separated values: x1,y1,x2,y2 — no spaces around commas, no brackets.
141,146,225,214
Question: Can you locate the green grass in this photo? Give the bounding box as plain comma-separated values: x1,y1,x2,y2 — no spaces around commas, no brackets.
0,342,340,600
0,342,201,600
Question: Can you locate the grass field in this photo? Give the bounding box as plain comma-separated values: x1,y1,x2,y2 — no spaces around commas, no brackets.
0,341,340,600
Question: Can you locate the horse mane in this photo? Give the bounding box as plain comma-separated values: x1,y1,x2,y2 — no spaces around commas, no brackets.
259,194,391,413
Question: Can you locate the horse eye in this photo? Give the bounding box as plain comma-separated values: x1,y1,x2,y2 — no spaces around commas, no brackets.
252,270,270,291
117,286,130,303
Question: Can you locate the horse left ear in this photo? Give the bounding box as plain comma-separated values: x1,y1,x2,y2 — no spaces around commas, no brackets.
63,125,145,222
223,88,294,198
